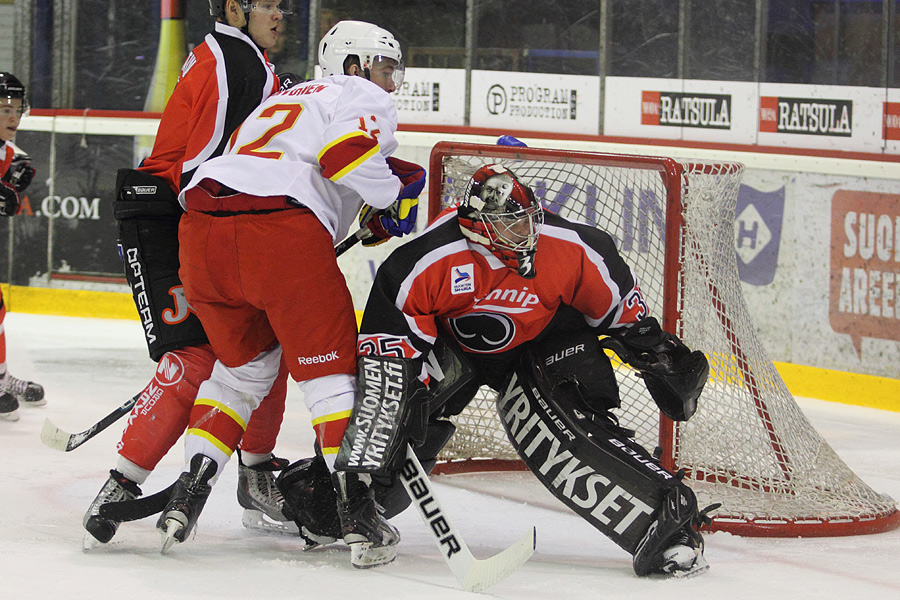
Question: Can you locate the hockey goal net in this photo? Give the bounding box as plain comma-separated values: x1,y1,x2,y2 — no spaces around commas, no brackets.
426,141,899,537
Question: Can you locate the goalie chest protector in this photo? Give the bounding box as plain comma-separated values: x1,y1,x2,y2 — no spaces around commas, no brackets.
496,346,680,554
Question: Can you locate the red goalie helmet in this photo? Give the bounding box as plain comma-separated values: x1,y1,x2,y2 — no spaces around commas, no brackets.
458,164,543,279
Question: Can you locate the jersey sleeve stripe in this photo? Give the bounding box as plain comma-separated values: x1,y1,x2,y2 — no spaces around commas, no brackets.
181,36,229,176
317,131,379,181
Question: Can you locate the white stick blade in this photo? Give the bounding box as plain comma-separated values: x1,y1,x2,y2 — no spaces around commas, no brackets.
460,527,536,593
40,418,71,451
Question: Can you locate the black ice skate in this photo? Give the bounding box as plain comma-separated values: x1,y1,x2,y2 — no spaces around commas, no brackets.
332,471,400,569
83,470,142,547
632,482,719,578
1,373,45,407
157,454,218,553
237,452,299,536
276,453,341,549
0,392,19,421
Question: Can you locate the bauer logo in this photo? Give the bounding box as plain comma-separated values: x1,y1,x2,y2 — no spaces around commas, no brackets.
641,91,731,129
760,96,852,136
829,191,900,355
451,263,474,294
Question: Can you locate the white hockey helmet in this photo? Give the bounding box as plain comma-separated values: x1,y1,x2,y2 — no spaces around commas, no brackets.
318,20,404,88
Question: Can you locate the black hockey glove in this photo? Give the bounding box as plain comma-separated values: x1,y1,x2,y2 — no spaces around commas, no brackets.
0,180,21,217
277,72,303,91
601,317,709,421
4,153,36,192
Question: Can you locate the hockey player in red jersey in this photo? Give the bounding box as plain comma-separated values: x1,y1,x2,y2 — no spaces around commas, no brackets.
0,72,45,422
329,164,717,577
83,0,296,546
143,20,423,568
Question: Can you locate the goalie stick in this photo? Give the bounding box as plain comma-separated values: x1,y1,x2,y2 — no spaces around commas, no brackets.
399,445,536,592
41,394,140,452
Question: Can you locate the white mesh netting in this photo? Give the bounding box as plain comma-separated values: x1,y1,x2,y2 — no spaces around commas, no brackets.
430,143,898,536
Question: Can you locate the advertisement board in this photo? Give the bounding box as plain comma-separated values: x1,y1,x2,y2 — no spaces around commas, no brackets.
469,70,599,135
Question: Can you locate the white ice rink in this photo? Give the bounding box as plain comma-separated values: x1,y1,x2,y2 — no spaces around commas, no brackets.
1,311,898,599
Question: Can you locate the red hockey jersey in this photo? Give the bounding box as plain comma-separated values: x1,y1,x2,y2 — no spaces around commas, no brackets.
140,22,278,193
0,142,13,178
358,208,649,367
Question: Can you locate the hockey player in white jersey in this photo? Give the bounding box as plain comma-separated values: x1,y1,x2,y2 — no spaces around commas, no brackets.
137,21,424,568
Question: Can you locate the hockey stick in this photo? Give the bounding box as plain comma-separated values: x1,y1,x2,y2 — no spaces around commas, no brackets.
41,394,140,452
335,225,371,257
398,445,536,592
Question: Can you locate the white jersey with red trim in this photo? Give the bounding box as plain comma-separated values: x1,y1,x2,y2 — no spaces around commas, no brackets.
179,75,402,243
358,207,649,367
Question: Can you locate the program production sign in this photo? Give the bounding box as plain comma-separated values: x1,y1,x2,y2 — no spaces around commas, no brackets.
470,70,599,135
395,68,466,126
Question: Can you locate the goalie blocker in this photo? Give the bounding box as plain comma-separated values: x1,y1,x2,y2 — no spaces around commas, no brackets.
115,169,208,361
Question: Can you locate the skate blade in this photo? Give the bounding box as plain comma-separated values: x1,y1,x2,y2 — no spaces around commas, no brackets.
0,410,20,422
300,527,338,551
669,555,710,579
82,531,102,553
160,519,183,554
350,541,397,569
24,398,47,407
241,509,300,536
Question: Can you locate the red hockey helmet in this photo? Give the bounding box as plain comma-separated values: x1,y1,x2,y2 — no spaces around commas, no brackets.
458,164,543,278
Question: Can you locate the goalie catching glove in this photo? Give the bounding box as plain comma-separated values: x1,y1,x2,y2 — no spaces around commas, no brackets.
359,156,425,247
601,317,709,421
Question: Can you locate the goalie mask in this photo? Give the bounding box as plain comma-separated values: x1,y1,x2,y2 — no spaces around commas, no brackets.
458,165,544,279
318,20,405,90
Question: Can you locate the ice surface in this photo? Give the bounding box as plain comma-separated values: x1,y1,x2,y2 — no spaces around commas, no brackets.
1,312,898,599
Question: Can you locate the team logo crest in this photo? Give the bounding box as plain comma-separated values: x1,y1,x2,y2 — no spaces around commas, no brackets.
448,312,515,353
451,263,475,295
155,352,186,386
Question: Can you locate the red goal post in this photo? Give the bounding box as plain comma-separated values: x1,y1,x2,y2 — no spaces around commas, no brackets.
425,141,900,537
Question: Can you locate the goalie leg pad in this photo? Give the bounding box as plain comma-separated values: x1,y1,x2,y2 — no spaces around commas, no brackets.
496,353,681,555
115,169,207,361
334,356,428,476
